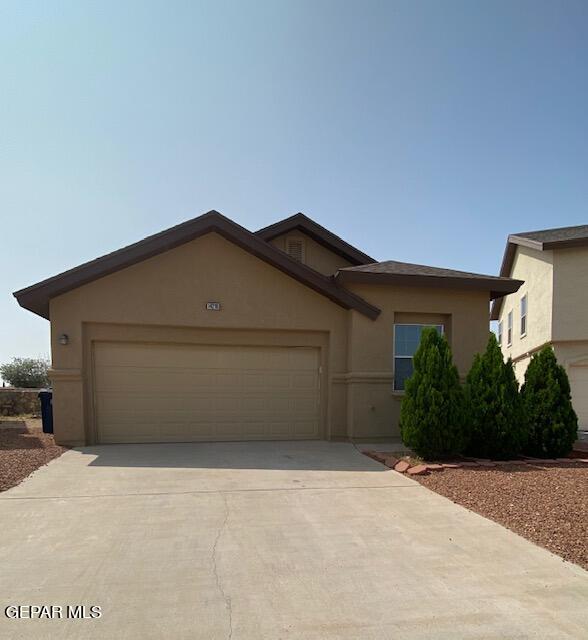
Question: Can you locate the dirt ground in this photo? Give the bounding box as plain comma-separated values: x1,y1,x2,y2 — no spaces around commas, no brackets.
0,417,68,492
415,462,588,570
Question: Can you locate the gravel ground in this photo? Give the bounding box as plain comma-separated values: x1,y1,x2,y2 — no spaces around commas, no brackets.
0,418,67,492
415,463,588,570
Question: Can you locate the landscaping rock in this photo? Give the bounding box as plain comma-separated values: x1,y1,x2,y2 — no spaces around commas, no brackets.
426,464,444,471
407,464,428,476
394,460,410,473
442,463,461,469
384,456,399,469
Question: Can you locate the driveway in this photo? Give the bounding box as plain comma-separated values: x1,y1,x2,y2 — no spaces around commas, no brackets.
1,442,587,639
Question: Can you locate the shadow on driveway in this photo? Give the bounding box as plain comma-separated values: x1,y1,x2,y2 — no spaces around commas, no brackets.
80,440,388,472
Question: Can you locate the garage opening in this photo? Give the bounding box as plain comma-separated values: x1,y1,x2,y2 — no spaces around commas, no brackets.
93,342,321,443
570,363,588,429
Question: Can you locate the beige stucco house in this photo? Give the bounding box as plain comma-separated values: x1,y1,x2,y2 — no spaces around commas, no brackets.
491,224,588,428
15,211,520,446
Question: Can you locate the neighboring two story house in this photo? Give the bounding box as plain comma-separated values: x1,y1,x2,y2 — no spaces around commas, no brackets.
491,225,588,428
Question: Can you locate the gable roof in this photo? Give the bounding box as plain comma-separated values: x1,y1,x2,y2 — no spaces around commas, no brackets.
13,211,380,320
337,260,523,301
256,213,375,265
490,223,588,320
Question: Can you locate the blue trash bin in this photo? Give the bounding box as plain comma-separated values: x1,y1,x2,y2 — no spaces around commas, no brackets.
38,390,53,434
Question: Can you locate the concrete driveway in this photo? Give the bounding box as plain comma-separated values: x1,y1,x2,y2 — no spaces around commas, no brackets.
1,442,587,639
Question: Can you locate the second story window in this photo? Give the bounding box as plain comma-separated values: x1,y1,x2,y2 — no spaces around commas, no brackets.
520,295,527,336
498,321,503,346
507,311,513,346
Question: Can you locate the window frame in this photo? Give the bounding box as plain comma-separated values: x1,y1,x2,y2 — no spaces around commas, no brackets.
507,310,513,346
520,294,527,337
393,323,444,392
497,320,503,346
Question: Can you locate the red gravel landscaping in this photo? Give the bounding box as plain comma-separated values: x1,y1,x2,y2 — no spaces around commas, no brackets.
0,418,67,492
415,463,588,570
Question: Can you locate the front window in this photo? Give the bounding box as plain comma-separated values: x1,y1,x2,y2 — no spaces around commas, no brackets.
520,295,527,336
498,321,503,346
507,311,513,346
393,324,443,391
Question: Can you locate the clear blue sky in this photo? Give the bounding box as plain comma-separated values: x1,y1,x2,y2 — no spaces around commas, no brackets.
1,0,587,369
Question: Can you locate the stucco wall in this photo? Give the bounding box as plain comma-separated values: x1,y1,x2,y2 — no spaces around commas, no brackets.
498,245,553,373
338,283,490,439
552,247,588,342
269,231,353,275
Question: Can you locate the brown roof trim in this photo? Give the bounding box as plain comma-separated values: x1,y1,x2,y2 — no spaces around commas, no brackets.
14,211,381,321
498,230,588,283
336,269,523,301
490,240,519,320
255,212,376,265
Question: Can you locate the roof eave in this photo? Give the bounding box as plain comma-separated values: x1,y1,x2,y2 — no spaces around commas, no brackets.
508,235,544,251
13,211,381,321
542,237,588,251
336,270,523,300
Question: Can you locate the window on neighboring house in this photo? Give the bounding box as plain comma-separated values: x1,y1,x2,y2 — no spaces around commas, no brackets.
520,295,527,336
393,324,444,391
498,321,503,346
286,237,305,262
507,311,513,346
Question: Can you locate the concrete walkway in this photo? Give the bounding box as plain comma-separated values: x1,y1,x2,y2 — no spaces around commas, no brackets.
1,441,587,639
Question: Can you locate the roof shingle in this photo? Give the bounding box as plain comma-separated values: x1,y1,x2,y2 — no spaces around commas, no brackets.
510,224,588,246
340,260,513,281
337,260,522,299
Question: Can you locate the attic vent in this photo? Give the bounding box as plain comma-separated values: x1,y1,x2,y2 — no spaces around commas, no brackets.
286,237,305,263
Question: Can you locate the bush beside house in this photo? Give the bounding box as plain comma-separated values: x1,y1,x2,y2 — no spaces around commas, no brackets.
399,327,467,458
521,346,578,458
400,335,577,460
465,334,526,460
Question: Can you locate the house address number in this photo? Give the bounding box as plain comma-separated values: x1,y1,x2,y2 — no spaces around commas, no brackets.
206,302,221,311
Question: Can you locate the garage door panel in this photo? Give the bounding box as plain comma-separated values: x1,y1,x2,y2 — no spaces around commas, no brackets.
570,365,588,428
94,342,321,443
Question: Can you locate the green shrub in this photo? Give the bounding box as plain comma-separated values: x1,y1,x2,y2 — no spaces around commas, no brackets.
0,357,50,388
521,346,577,458
465,333,526,459
400,327,466,458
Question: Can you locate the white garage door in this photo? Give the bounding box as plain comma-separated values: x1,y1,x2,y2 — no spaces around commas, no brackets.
94,342,321,443
570,365,588,429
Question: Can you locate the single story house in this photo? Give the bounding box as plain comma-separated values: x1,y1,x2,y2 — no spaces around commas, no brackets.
15,211,521,446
